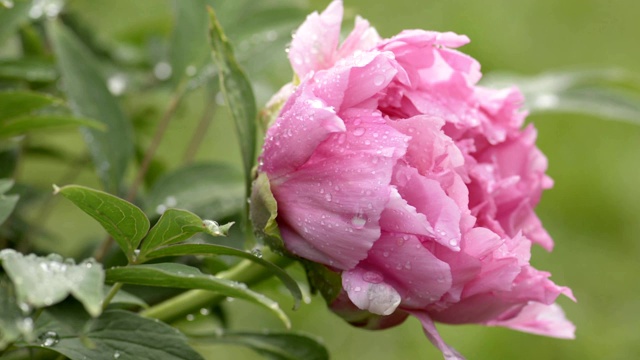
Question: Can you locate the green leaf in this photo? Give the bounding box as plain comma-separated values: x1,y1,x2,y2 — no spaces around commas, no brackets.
0,115,105,138
0,249,104,317
55,184,150,261
250,173,285,252
0,277,32,351
207,7,257,197
24,309,204,360
169,0,210,86
0,91,60,121
105,286,148,309
142,244,302,309
145,163,244,220
191,331,329,360
482,69,640,124
0,178,19,225
140,208,232,255
48,20,134,193
0,0,30,46
0,58,58,82
106,263,290,328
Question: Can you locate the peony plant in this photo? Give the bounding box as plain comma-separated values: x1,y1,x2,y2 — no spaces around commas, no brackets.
253,1,575,357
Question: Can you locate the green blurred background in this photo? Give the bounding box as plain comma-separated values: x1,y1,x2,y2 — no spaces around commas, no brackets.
4,0,640,359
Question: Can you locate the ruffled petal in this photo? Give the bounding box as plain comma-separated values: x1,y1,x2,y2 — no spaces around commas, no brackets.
288,0,343,77
486,302,576,339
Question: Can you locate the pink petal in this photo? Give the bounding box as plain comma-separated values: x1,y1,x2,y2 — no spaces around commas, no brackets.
486,302,576,339
410,311,466,360
352,232,452,309
288,0,343,77
337,15,380,59
379,187,435,236
271,114,408,270
392,163,462,251
260,82,346,179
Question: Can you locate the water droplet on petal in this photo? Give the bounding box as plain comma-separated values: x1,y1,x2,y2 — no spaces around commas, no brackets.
350,214,367,229
363,271,383,284
373,74,386,86
449,239,458,247
353,127,366,137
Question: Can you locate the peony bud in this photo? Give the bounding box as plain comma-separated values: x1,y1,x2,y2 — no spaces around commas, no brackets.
251,1,574,358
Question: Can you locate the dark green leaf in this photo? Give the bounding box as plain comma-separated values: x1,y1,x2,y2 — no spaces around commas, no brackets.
208,8,257,197
106,263,290,327
0,0,30,46
192,331,329,360
0,91,60,121
0,277,32,350
139,208,232,255
0,249,104,317
0,178,19,225
24,309,204,360
169,0,210,86
145,163,244,220
48,20,134,193
0,115,105,138
55,185,150,261
0,58,58,82
143,244,301,309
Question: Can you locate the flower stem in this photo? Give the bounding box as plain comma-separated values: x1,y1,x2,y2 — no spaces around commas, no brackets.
102,282,123,310
140,249,293,323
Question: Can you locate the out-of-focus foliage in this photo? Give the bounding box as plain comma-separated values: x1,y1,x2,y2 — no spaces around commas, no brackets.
0,0,638,359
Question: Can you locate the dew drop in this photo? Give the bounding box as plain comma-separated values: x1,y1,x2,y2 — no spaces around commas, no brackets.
449,239,458,247
350,214,367,229
325,193,332,202
363,271,383,284
153,62,172,80
39,331,59,347
354,286,362,292
373,74,386,86
199,308,210,316
186,314,195,321
250,248,263,258
113,351,121,359
352,127,366,137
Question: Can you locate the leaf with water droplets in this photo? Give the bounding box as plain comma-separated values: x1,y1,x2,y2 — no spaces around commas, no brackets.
483,69,640,124
20,309,204,360
0,276,33,350
191,330,329,360
0,249,104,317
55,184,150,262
145,162,244,220
48,20,134,193
140,244,301,309
208,7,257,198
106,263,290,328
138,208,233,259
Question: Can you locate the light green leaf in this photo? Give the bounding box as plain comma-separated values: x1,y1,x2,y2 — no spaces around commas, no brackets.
0,91,60,121
0,58,58,82
191,331,329,360
0,115,105,138
145,163,244,220
208,8,257,197
0,249,104,317
250,173,285,252
55,184,150,261
483,69,640,124
104,286,148,309
24,309,204,360
0,0,30,46
106,263,290,328
48,20,134,193
142,244,301,309
139,208,232,255
0,178,19,225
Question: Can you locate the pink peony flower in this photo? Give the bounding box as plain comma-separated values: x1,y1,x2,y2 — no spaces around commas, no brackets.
253,1,574,358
